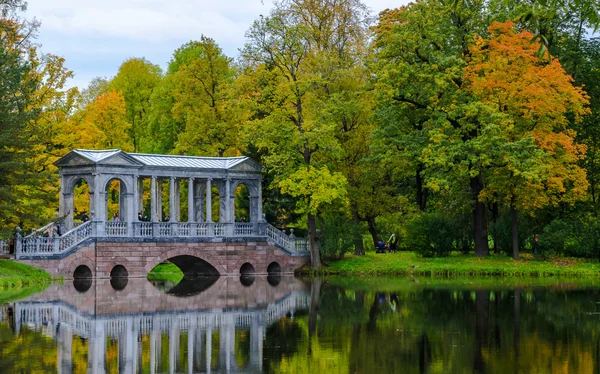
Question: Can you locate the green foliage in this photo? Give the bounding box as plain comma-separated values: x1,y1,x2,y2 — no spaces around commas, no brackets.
405,213,455,257
0,260,51,289
302,252,600,277
319,213,356,260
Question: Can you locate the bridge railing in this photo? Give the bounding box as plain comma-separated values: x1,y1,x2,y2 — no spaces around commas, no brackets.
16,221,92,259
0,239,9,254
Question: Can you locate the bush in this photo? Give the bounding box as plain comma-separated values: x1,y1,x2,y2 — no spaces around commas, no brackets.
405,213,455,257
320,213,357,260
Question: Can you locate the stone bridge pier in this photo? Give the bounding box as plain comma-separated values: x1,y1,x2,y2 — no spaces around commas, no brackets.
19,239,308,279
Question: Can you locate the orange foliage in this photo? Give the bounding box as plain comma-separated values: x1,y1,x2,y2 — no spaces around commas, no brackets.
466,21,590,211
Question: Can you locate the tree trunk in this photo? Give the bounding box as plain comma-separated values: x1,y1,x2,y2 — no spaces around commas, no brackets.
470,176,489,256
366,216,379,249
416,163,428,211
511,197,519,260
307,212,322,268
308,278,322,337
490,202,499,254
352,210,364,256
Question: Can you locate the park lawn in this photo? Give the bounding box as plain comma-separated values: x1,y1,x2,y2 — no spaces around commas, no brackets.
0,260,52,290
305,251,600,277
147,262,184,283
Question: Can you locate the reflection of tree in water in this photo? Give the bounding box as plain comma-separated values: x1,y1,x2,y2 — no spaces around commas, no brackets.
0,323,57,373
235,328,251,368
263,318,304,373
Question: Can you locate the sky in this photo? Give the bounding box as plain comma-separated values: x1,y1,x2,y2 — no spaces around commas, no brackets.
24,0,410,90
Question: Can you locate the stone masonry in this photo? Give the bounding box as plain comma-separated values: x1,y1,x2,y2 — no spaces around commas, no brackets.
19,240,309,279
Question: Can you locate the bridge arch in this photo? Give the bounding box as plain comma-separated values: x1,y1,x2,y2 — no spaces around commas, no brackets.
145,248,223,276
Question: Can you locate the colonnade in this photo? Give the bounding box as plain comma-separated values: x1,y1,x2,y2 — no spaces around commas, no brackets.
56,317,265,374
59,174,263,233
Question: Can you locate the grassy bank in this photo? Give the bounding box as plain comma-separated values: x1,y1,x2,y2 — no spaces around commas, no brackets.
300,252,600,277
0,260,52,289
147,262,184,283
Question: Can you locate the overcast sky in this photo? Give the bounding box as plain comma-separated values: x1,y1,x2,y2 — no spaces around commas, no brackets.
24,0,409,89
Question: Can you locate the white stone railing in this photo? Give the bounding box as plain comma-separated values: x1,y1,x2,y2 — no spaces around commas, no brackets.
17,221,93,258
12,220,307,258
24,221,55,238
0,239,8,254
234,222,253,236
265,223,308,252
11,292,310,338
105,222,127,237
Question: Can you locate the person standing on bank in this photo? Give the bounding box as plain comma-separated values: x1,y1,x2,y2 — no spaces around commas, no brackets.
387,232,397,253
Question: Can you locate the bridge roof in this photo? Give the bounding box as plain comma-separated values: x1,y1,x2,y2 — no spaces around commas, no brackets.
56,149,260,172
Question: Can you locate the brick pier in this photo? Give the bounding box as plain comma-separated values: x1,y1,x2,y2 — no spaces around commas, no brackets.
19,239,309,279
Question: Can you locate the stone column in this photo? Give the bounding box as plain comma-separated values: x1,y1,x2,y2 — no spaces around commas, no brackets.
205,179,212,223
157,179,163,221
250,319,264,372
169,322,179,374
175,180,181,222
57,324,72,374
206,327,212,374
93,174,104,236
258,180,263,222
169,177,176,222
133,176,139,222
151,176,157,222
219,314,235,373
226,179,232,223
188,178,195,222
150,328,158,374
63,193,74,231
88,321,106,374
187,325,195,374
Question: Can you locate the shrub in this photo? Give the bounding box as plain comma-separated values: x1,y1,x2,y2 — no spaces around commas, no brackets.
405,213,455,257
320,213,357,260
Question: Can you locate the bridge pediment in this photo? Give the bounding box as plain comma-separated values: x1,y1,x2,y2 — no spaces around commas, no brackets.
55,149,143,168
228,158,261,172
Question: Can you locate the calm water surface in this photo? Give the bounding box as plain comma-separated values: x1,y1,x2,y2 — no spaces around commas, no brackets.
1,276,600,373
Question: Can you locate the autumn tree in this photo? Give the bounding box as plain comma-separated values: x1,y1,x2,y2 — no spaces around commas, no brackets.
110,57,162,152
372,1,492,256
242,0,370,266
465,21,589,259
169,37,243,157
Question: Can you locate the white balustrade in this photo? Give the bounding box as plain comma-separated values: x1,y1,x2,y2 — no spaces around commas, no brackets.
139,222,152,237
105,222,127,237
234,223,253,236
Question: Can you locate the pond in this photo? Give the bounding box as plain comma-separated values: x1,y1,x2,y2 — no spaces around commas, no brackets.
0,276,599,373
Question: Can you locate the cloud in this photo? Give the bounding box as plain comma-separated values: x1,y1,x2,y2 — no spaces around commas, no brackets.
24,0,410,89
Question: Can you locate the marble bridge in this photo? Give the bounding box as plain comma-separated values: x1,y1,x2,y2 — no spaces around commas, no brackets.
1,150,310,278
0,276,311,373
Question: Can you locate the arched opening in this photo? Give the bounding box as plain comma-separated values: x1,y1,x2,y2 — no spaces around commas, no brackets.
267,262,282,274
110,264,128,278
161,255,220,277
73,178,91,226
73,278,92,293
267,273,282,287
240,274,255,287
105,178,127,222
240,262,256,275
110,277,128,291
212,184,221,222
73,265,92,279
235,184,250,222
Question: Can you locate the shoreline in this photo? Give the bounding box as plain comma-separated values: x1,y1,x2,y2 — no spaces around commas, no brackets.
297,252,600,278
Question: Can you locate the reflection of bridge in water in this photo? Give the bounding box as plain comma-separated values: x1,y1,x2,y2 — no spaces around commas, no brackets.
1,276,310,373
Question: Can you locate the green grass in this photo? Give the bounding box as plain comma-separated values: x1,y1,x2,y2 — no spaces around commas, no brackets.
300,251,600,277
0,260,52,289
147,262,184,283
